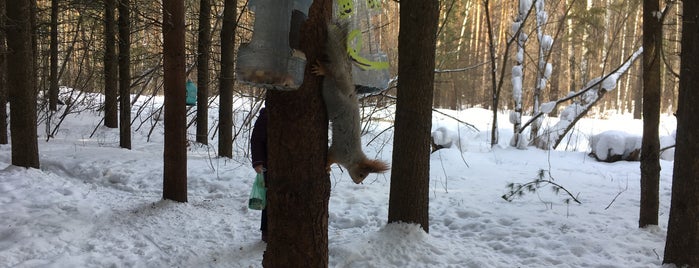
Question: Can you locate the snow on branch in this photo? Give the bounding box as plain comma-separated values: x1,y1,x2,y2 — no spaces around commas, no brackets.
519,46,644,149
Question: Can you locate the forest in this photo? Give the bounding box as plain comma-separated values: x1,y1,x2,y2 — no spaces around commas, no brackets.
1,0,698,267
2,0,684,119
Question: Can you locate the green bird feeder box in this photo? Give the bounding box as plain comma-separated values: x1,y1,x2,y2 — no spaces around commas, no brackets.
334,0,391,94
186,79,197,106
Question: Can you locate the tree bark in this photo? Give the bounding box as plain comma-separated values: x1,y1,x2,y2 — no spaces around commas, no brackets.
49,0,59,111
0,0,8,144
162,0,187,203
6,0,39,168
118,0,131,148
218,0,235,158
639,0,661,228
484,0,500,147
387,0,439,233
663,0,699,265
196,0,211,144
262,0,330,266
104,0,118,128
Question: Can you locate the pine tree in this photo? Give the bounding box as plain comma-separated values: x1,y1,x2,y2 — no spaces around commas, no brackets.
663,0,699,265
263,0,331,265
388,0,440,233
6,0,39,168
104,0,118,128
639,0,661,228
218,0,235,158
162,0,187,203
196,0,211,144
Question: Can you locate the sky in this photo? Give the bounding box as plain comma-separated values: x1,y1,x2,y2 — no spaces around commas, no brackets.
0,91,680,268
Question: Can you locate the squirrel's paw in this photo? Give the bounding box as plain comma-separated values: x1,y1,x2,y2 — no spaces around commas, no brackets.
325,153,336,174
311,60,327,76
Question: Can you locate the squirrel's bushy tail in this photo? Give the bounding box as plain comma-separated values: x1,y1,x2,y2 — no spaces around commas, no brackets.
359,159,390,174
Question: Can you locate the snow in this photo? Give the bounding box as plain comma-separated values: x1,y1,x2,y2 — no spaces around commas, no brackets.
511,21,522,35
589,130,641,161
516,49,524,63
600,73,619,91
544,62,553,78
511,65,523,77
519,0,533,16
0,92,677,267
659,130,676,161
537,11,549,26
519,32,528,43
512,76,523,100
538,77,548,90
540,101,556,114
509,111,522,125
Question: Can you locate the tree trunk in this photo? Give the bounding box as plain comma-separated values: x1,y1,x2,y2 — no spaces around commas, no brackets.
49,0,58,111
509,0,527,148
218,0,235,158
0,0,8,144
548,3,563,117
196,0,211,144
262,0,330,266
104,0,118,128
118,0,131,148
6,0,39,168
663,1,699,265
484,0,499,147
639,0,661,228
388,0,439,233
162,0,188,203
29,0,36,95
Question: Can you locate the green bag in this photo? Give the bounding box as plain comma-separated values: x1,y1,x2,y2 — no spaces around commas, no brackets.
248,173,266,210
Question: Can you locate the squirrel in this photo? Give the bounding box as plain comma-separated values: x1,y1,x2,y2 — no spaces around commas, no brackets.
311,22,389,184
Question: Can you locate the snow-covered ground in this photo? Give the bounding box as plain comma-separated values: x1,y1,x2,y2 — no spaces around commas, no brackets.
0,93,677,267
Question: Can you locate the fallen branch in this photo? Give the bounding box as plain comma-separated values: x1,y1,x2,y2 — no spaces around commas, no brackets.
502,169,582,204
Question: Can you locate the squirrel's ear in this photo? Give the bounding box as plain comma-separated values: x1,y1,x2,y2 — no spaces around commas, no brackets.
360,159,390,174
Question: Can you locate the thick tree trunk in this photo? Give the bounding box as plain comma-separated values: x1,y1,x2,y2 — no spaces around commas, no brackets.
387,0,439,233
262,0,330,266
118,0,131,149
639,0,661,228
6,0,39,168
196,0,211,144
218,0,235,158
162,0,187,203
663,0,699,265
104,0,118,128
